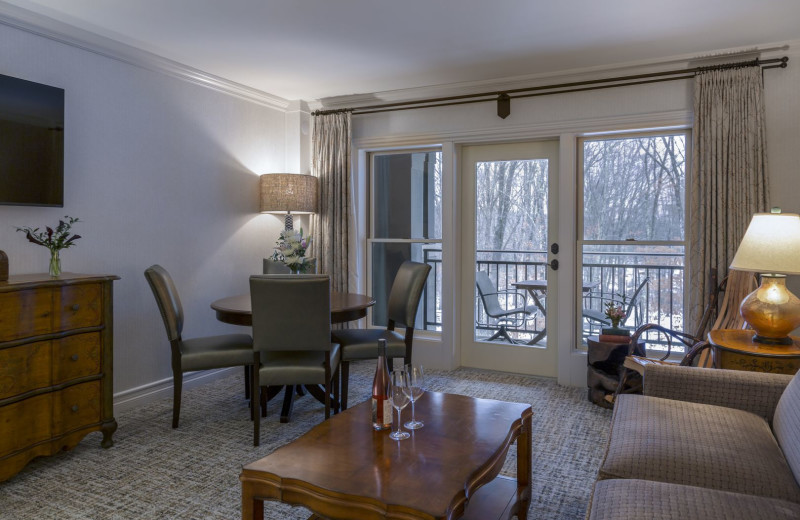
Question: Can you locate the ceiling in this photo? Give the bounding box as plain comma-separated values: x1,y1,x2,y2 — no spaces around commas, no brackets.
3,0,800,102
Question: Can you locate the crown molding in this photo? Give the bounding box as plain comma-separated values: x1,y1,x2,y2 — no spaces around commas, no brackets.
0,2,291,111
313,40,797,111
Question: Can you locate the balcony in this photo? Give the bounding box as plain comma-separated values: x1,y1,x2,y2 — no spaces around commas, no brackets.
420,248,685,348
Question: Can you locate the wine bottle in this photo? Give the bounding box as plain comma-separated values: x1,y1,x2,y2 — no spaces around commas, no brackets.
372,338,392,430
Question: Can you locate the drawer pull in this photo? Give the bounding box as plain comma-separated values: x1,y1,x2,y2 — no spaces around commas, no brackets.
71,354,79,361
71,405,79,413
71,304,80,311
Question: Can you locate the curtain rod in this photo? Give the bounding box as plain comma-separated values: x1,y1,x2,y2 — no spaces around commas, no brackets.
311,56,788,119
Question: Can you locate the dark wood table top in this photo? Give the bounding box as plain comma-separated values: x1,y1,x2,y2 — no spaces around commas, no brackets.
708,329,800,356
240,391,533,520
211,291,375,325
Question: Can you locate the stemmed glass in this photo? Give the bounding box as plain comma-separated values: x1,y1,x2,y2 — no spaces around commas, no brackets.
389,370,410,441
403,364,425,429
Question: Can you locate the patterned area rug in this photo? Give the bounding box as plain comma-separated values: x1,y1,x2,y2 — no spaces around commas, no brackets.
0,362,611,519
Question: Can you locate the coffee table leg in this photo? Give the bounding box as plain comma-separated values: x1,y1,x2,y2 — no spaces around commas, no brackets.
517,412,532,519
241,484,264,520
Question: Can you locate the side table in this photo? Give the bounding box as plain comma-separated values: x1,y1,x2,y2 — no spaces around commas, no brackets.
587,335,645,408
708,329,800,375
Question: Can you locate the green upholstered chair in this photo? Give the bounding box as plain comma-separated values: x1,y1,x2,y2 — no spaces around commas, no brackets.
250,274,340,446
144,264,253,429
333,260,431,410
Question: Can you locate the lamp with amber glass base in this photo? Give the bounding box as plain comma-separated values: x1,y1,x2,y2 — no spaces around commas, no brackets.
729,211,800,345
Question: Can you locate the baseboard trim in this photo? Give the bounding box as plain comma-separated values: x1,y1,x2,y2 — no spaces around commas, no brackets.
112,367,240,415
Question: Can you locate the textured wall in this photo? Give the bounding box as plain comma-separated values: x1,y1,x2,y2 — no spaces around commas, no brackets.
0,22,287,396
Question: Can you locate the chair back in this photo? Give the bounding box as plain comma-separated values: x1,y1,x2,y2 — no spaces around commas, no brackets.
386,261,432,329
476,271,505,318
250,274,331,352
623,277,650,327
144,264,183,341
263,258,291,274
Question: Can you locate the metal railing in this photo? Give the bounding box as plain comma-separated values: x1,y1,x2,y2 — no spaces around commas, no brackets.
419,248,685,343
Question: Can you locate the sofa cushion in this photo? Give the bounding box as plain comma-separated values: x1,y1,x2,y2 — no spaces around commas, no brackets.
587,479,800,520
774,370,800,486
598,394,800,503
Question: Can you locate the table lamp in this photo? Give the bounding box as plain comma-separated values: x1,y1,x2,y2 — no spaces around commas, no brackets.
259,173,318,230
729,210,800,345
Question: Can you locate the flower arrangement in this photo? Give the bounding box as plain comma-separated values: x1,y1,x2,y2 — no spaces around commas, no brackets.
16,216,81,277
271,228,312,273
604,301,626,329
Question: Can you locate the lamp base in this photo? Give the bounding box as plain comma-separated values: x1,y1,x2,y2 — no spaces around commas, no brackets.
284,213,294,230
740,274,800,346
752,334,794,346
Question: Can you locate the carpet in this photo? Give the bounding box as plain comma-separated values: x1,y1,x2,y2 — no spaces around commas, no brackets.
0,361,612,519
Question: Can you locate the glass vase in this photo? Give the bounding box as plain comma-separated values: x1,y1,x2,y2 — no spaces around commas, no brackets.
48,249,61,277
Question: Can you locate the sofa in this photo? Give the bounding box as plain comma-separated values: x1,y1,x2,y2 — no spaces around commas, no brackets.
587,363,800,519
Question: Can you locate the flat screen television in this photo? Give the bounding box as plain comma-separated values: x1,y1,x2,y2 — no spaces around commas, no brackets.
0,73,64,207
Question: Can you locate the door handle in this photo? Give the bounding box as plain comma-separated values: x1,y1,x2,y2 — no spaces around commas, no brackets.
548,259,559,271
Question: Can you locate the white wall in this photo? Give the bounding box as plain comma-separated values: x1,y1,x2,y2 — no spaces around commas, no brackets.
349,45,800,386
0,22,290,405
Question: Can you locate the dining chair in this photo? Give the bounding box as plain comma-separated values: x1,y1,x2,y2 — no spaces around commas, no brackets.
250,274,340,446
333,260,431,410
144,264,254,429
475,271,536,343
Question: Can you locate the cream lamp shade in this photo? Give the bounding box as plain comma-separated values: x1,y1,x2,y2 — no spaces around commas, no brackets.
259,174,318,230
729,212,800,344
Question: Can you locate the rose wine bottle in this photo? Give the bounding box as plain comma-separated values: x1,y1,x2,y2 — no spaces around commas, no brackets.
372,339,392,430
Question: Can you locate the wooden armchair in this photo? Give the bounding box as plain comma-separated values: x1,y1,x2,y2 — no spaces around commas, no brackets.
614,268,757,397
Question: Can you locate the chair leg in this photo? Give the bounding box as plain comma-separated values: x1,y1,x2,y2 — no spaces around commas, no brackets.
332,365,340,414
172,372,182,429
324,380,331,420
280,386,295,423
487,325,516,344
340,361,350,411
244,365,251,400
252,353,260,446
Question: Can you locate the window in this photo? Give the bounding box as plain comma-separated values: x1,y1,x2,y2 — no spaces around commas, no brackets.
578,131,688,350
369,149,441,330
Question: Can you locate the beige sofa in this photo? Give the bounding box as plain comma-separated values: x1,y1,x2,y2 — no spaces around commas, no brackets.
587,364,800,519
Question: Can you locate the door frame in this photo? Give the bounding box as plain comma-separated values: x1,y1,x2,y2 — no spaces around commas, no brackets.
458,139,560,377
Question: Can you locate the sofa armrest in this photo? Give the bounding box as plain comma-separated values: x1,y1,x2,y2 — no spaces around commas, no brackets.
643,364,793,423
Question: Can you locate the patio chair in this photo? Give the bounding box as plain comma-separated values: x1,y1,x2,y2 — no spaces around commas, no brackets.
582,277,651,336
475,271,536,344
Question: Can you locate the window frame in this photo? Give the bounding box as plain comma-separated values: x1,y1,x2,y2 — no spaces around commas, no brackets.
577,129,691,351
367,146,443,332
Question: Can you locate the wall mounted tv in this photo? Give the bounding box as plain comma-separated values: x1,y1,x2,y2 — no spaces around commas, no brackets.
0,73,64,207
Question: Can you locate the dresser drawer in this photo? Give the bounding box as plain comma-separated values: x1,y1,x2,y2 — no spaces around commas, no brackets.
0,392,53,455
52,333,102,385
55,284,102,331
53,382,101,435
0,288,53,342
0,341,52,400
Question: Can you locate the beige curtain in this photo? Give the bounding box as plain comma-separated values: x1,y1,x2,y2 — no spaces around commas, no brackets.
688,66,769,333
311,111,353,293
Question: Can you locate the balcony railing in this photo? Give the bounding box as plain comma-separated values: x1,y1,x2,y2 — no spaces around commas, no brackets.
419,248,685,345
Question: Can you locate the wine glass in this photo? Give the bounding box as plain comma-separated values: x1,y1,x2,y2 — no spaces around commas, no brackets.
389,370,410,440
403,364,425,429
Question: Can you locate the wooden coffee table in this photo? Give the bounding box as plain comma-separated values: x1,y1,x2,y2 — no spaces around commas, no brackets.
240,391,533,520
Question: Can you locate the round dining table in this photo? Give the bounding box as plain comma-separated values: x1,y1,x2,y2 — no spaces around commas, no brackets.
210,290,376,423
211,291,376,326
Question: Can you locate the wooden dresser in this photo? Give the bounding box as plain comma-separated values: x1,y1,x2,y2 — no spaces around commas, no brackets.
0,273,119,481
